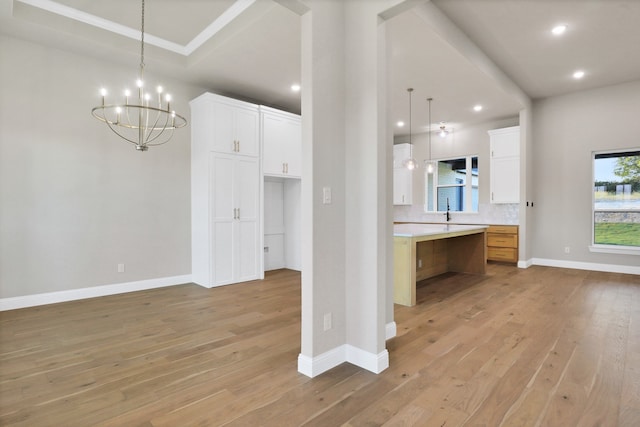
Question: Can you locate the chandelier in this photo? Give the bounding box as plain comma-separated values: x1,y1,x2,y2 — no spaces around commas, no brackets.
91,0,187,151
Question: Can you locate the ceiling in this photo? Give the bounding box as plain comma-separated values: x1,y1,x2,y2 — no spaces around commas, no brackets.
2,0,640,137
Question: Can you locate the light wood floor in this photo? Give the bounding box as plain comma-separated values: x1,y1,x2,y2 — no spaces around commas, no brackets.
1,265,639,426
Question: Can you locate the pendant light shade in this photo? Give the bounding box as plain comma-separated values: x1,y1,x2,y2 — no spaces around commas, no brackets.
402,88,418,170
425,97,436,174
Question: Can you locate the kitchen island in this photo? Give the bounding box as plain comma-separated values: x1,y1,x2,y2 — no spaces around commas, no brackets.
394,223,488,306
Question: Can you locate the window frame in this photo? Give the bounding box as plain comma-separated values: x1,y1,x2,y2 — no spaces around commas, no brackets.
424,155,479,213
589,148,640,255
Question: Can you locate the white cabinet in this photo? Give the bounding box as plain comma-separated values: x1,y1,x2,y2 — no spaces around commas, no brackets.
191,92,260,156
488,126,520,204
393,143,413,205
190,93,263,288
261,107,301,178
210,153,261,286
393,143,411,168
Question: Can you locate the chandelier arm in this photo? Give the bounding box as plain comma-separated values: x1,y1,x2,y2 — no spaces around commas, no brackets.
144,116,171,144
147,127,175,147
104,118,141,145
145,107,167,143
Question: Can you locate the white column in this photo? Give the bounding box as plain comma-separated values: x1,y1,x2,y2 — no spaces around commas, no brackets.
297,0,398,378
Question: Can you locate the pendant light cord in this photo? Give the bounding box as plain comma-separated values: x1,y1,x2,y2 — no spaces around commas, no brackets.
408,88,413,159
427,97,432,161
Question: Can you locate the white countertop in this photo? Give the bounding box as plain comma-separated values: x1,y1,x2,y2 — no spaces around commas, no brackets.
393,223,488,238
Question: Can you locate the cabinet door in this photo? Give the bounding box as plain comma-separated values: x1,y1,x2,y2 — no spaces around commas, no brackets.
210,153,260,286
489,126,520,204
235,157,261,282
393,144,412,168
211,102,236,154
211,153,235,285
211,102,259,156
283,118,301,178
491,157,519,203
262,113,287,176
235,107,259,156
393,168,413,205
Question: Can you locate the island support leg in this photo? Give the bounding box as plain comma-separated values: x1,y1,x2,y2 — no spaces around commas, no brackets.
393,237,417,306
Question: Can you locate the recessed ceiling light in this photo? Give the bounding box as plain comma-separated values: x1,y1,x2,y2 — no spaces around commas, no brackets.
552,24,567,35
573,70,585,79
396,121,405,127
473,105,483,112
291,84,301,92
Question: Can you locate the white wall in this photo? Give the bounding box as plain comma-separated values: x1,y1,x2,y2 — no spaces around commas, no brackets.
0,36,206,299
531,80,640,270
393,117,520,224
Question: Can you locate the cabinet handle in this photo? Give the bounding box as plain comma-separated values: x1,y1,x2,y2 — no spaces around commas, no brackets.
285,163,288,174
283,163,286,174
237,208,240,219
233,208,237,219
237,140,240,152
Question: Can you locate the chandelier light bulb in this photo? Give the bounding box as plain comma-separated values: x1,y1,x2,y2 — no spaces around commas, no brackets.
124,89,131,97
100,88,107,96
136,79,144,88
156,86,163,94
165,94,172,102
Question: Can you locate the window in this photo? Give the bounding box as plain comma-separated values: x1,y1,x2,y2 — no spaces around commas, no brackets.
592,150,640,252
425,156,478,212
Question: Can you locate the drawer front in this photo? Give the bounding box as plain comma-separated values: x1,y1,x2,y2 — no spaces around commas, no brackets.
488,247,517,262
488,225,518,235
488,234,518,248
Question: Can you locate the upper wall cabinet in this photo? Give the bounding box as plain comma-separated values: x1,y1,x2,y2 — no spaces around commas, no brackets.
191,93,260,156
488,126,520,204
261,106,301,178
393,143,413,205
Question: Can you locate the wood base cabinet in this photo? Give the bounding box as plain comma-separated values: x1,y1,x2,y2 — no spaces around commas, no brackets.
487,225,519,263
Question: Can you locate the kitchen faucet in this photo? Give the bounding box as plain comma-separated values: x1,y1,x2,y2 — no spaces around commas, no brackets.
445,198,451,222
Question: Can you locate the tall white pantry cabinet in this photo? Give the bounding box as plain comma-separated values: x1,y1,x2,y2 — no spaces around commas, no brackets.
190,93,262,287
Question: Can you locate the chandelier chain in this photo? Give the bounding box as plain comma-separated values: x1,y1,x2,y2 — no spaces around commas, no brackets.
140,0,145,71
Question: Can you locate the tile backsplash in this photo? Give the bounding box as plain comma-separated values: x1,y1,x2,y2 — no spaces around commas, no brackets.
394,203,520,225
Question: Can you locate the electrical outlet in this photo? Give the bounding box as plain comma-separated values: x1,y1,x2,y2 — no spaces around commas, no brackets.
564,246,570,254
323,312,332,331
418,259,423,268
117,263,125,273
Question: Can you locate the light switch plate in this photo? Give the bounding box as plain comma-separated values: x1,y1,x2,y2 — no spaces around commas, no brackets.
322,186,332,204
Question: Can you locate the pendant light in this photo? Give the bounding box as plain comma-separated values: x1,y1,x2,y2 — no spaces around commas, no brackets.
402,88,418,170
425,97,436,174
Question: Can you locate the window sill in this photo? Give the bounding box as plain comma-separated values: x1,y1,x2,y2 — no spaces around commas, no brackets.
589,245,640,256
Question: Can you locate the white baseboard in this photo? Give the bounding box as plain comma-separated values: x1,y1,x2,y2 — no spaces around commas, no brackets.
298,346,345,378
0,275,192,311
386,321,397,340
518,259,533,268
531,258,640,275
298,344,390,378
